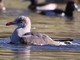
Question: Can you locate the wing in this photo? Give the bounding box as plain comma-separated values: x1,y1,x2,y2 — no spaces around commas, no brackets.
21,32,60,46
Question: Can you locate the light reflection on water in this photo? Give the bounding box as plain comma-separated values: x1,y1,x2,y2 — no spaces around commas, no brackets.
0,48,31,60
1,7,80,60
0,38,80,60
0,48,80,60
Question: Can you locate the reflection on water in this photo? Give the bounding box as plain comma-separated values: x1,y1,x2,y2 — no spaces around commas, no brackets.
30,50,80,60
65,18,75,25
65,20,75,31
0,48,80,60
12,48,31,60
0,5,80,60
1,38,80,60
0,48,31,60
65,19,75,32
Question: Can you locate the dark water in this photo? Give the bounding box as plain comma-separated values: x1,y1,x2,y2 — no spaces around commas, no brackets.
0,38,80,60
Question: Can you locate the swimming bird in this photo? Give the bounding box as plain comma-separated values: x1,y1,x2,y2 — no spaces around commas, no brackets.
6,16,63,46
28,0,57,12
28,0,75,18
39,1,75,18
0,0,6,12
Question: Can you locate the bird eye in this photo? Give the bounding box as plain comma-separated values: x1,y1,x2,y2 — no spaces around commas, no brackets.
18,18,24,23
14,17,25,24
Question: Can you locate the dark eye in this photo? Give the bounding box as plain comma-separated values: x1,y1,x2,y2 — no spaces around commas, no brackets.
19,20,23,23
17,18,23,23
14,17,25,24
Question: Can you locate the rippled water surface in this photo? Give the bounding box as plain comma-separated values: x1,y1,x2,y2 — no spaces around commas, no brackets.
0,0,80,60
0,38,80,60
1,46,80,60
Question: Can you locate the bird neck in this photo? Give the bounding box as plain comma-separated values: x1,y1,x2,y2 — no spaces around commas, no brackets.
24,18,31,33
17,21,31,37
30,0,37,5
64,2,74,17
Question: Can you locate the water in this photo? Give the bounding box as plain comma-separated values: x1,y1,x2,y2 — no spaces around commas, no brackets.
1,49,80,60
0,1,80,60
3,8,30,16
0,38,80,60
